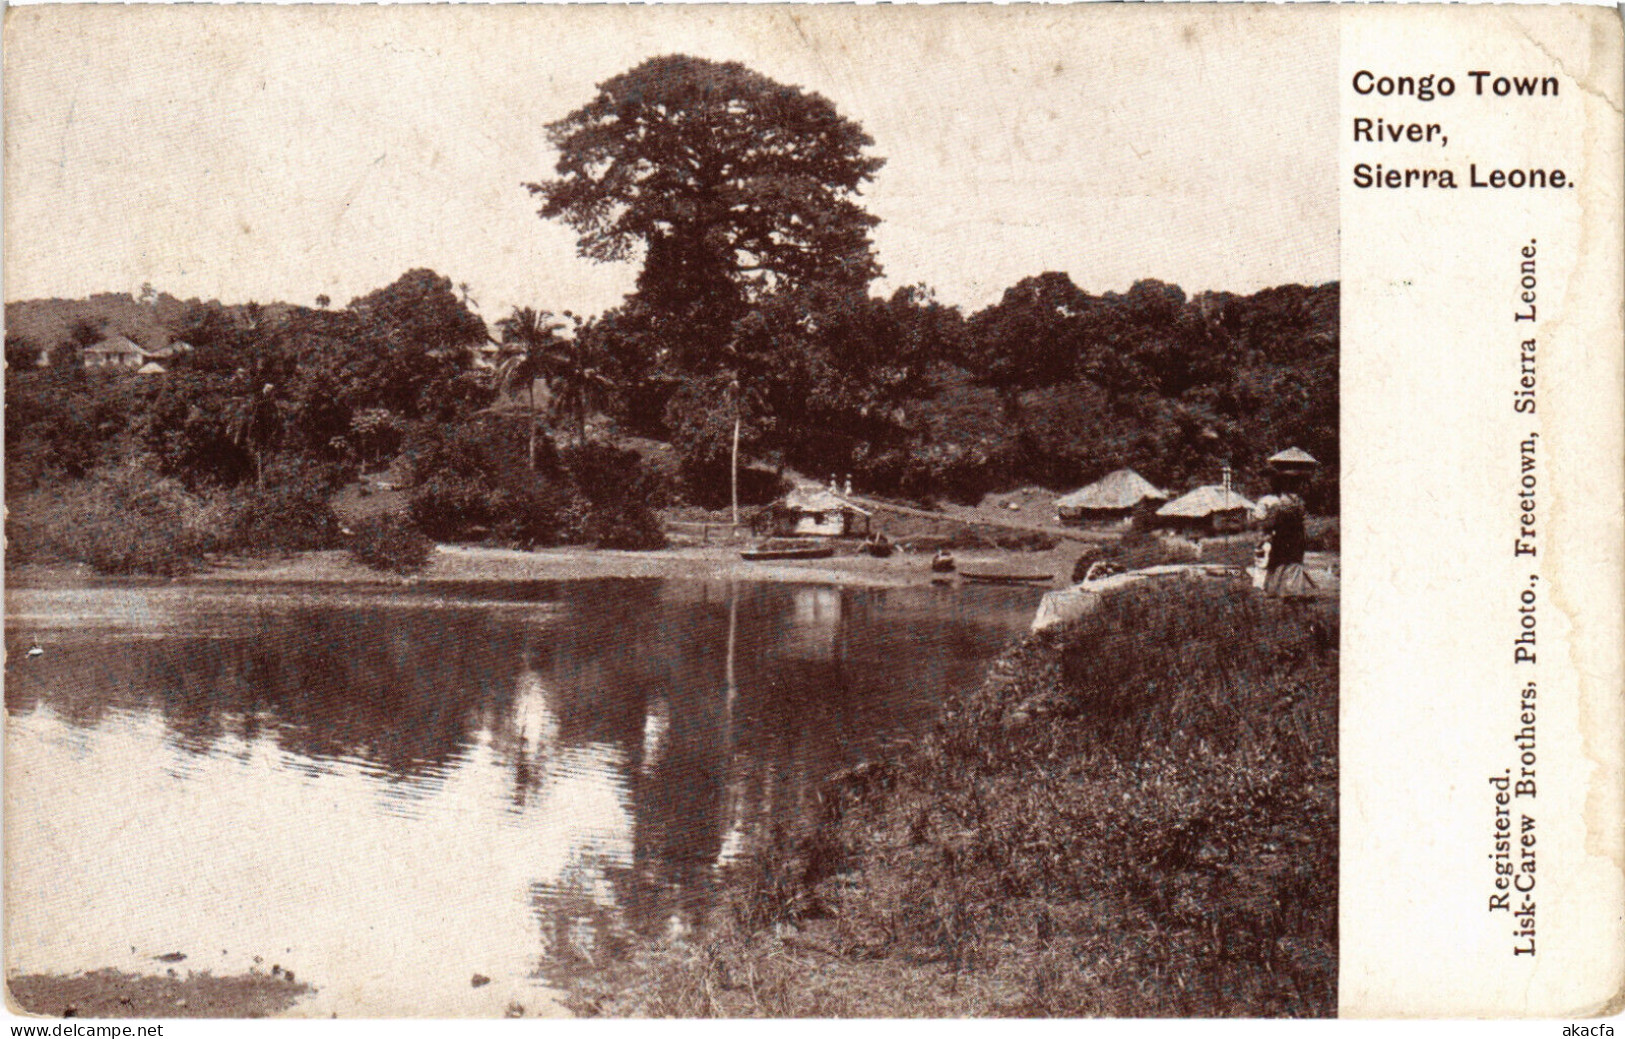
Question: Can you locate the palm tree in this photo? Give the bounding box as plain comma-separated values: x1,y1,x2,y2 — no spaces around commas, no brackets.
495,307,567,471
548,322,613,447
225,355,283,487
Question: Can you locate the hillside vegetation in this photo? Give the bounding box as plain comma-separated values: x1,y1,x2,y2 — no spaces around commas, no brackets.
596,278,1338,512
6,272,1335,576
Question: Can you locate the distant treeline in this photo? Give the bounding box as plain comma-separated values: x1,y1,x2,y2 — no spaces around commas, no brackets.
605,274,1340,511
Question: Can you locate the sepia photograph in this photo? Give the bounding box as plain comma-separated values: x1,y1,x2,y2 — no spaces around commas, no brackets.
4,3,1347,1020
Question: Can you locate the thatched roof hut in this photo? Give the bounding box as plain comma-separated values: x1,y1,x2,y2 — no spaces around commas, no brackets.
1267,447,1320,475
1055,469,1167,526
755,486,872,538
1156,484,1256,535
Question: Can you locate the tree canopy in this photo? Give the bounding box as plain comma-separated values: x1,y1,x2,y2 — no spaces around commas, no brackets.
347,268,487,360
528,55,885,335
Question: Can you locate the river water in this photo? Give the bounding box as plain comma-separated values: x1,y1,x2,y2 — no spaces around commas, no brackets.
4,577,1039,1016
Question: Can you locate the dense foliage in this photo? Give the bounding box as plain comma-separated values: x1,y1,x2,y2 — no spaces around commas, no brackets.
558,441,669,550
577,277,1339,510
7,268,1335,575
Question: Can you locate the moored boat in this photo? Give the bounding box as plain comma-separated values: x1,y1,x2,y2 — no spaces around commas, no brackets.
959,569,1053,585
741,544,836,562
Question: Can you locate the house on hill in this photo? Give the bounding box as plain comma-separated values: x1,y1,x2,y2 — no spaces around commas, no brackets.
142,339,192,362
81,334,146,370
1054,469,1167,528
1156,484,1256,537
80,334,192,373
473,340,504,371
754,484,872,538
133,339,192,374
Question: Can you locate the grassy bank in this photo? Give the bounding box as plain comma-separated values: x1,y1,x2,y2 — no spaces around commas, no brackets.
567,578,1337,1017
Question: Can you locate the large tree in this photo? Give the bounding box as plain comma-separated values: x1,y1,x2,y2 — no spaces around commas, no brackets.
527,55,885,360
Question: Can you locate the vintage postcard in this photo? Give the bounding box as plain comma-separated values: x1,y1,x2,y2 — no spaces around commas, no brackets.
2,2,1620,1027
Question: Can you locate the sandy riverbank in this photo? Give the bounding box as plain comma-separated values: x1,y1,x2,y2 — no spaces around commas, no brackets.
7,969,309,1019
7,542,1095,592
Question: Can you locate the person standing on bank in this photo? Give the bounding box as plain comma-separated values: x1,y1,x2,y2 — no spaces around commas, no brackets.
1256,471,1315,599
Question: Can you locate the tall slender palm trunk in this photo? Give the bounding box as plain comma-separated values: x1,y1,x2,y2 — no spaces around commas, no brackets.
575,340,589,445
527,379,538,471
731,393,742,529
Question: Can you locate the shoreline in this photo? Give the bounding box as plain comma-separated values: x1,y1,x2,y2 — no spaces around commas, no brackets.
6,542,1091,593
7,969,309,1020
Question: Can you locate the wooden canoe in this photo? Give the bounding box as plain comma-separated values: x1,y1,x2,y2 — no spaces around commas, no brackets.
741,545,836,562
959,569,1053,585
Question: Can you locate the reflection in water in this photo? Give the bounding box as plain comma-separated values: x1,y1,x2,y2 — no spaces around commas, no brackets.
5,578,1038,1015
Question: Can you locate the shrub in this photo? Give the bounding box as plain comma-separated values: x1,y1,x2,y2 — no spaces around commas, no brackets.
23,458,218,575
215,457,347,554
402,419,569,546
561,442,669,550
572,501,666,550
1305,516,1340,553
869,439,1012,506
992,528,1057,552
347,514,433,575
4,367,135,495
663,375,736,505
1069,547,1103,583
